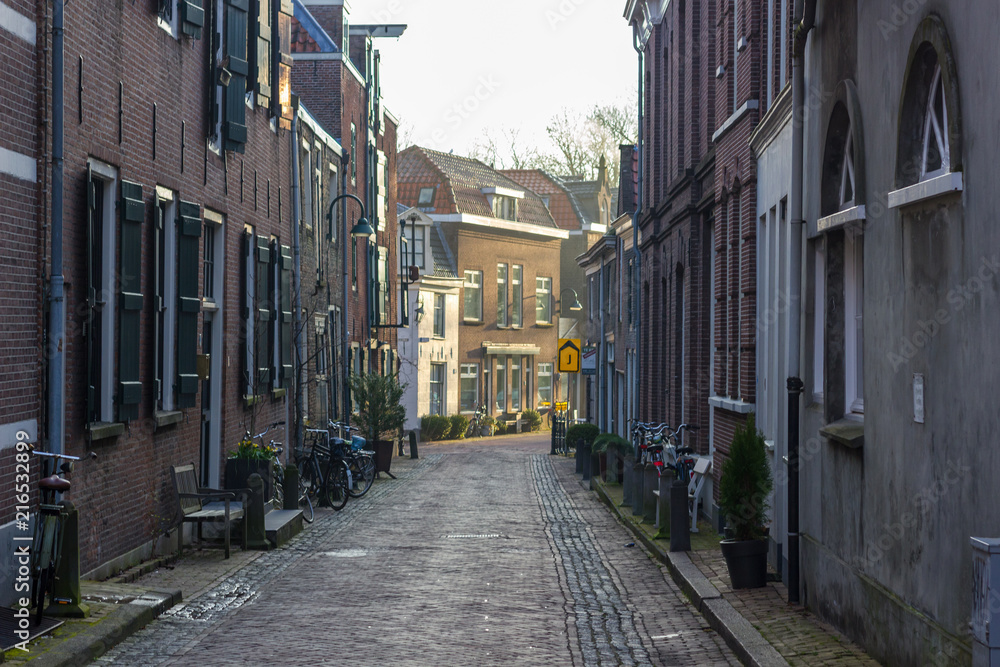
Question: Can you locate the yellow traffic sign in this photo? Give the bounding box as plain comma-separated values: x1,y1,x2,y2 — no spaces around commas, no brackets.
554,401,569,411
558,338,581,373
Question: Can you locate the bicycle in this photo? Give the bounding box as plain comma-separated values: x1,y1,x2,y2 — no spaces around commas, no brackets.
465,404,489,438
300,428,351,510
28,447,95,626
329,421,375,498
246,421,285,507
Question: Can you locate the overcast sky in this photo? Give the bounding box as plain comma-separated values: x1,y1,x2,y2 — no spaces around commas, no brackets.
351,0,638,156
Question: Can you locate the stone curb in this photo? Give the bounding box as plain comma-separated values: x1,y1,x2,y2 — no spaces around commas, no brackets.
19,588,180,666
590,478,789,667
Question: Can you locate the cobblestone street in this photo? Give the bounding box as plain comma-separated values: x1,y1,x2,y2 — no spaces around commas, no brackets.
96,435,736,666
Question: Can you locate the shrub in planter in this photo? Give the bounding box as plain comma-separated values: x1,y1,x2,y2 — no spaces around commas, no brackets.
449,415,469,440
718,413,773,589
521,409,542,432
592,432,632,457
566,423,600,449
494,422,507,436
479,415,496,436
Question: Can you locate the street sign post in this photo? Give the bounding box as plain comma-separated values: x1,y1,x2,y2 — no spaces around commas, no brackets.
557,338,581,373
581,345,597,375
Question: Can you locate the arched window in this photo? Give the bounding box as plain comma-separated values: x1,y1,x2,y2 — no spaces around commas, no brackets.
921,63,948,179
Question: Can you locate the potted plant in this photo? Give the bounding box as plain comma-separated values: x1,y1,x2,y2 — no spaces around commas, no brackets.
226,432,278,503
350,373,407,476
718,413,773,589
480,415,495,437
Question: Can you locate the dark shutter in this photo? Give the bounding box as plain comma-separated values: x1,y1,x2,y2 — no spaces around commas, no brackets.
153,201,164,405
255,235,271,387
176,201,202,408
180,0,205,39
224,0,249,152
240,230,253,395
253,0,271,102
85,166,97,422
118,180,145,421
279,244,292,385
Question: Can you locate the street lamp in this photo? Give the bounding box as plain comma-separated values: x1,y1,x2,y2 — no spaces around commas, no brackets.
558,288,583,313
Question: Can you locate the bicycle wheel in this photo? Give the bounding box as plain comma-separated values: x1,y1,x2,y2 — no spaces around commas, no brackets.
347,454,374,497
324,459,350,511
271,464,284,509
297,474,314,523
300,458,321,501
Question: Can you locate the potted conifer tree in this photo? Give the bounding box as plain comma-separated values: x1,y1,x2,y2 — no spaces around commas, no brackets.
718,413,773,589
350,373,407,476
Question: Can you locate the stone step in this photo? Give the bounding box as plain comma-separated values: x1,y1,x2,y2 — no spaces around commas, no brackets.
264,509,303,548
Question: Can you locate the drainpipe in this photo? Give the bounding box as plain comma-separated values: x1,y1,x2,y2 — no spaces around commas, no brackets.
341,154,350,425
47,0,66,455
290,104,304,455
632,25,644,429
787,0,816,607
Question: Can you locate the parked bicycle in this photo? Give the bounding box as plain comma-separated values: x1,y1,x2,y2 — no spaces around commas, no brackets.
28,447,96,626
300,429,351,510
329,421,375,498
465,404,490,437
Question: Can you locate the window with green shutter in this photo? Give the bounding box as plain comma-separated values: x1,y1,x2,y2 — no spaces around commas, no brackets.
224,0,249,152
241,228,254,397
253,0,271,105
176,201,202,408
255,235,271,387
279,244,292,386
118,180,145,422
272,0,294,129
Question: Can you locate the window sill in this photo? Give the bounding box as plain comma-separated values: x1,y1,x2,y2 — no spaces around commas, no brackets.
535,322,554,328
271,388,286,399
819,418,865,449
462,318,484,325
817,205,866,233
87,422,124,441
888,171,963,209
154,410,184,430
708,396,755,414
202,298,219,313
244,394,262,408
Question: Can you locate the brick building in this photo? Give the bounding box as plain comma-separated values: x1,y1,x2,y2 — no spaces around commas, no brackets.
398,147,568,425
0,0,43,597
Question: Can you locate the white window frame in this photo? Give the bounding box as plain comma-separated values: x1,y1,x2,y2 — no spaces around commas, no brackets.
432,292,445,338
243,224,256,399
302,143,314,230
460,363,479,413
157,189,178,412
537,362,553,407
157,0,180,38
536,276,551,324
89,161,118,423
512,265,523,328
497,264,508,327
429,362,445,416
844,232,864,415
464,270,482,322
511,356,521,411
921,63,950,181
495,357,507,413
418,187,434,205
208,0,225,153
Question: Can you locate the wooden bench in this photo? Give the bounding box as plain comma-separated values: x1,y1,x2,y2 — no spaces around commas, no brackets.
688,457,712,533
171,463,250,559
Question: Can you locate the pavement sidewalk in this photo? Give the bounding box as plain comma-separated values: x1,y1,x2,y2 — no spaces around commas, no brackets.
4,454,421,666
585,466,881,667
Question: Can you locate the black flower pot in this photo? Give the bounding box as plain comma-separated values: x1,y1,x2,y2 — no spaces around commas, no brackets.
225,459,275,502
720,538,769,589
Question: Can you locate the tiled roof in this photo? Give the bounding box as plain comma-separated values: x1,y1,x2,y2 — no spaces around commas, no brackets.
398,146,556,228
501,169,585,231
291,0,338,54
396,202,410,216
563,178,601,223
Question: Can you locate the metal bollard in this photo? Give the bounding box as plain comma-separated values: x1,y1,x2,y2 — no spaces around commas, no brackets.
283,464,299,511
409,430,419,459
622,456,633,505
581,442,592,480
246,474,270,550
632,459,644,516
655,474,671,534
49,501,89,618
643,464,657,523
669,480,691,552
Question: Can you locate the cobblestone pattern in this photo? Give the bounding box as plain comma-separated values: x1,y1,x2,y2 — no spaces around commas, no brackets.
544,454,738,667
97,454,442,665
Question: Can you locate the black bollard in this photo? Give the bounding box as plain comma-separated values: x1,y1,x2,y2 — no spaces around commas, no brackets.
283,464,299,511
246,474,270,550
669,480,691,552
409,430,419,459
581,442,592,480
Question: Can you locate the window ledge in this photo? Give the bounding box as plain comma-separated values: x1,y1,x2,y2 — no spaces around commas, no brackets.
244,394,262,408
817,205,866,233
154,410,184,429
535,322,554,328
87,421,124,441
888,172,963,209
202,298,219,312
271,388,287,399
462,318,484,325
819,418,865,449
708,396,756,414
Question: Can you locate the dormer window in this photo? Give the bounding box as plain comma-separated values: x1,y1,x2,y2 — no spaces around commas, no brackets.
418,187,435,205
493,195,517,221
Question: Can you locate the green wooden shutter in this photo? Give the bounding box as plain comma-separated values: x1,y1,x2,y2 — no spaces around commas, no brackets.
240,230,253,395
254,0,271,102
255,235,271,387
85,166,97,422
176,201,202,408
153,201,164,405
180,0,205,39
224,0,249,152
118,180,145,421
279,244,292,385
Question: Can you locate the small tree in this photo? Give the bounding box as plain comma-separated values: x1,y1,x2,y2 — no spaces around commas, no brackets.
719,413,773,541
350,374,407,444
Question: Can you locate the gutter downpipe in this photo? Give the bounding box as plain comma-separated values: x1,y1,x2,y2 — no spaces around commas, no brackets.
290,106,304,456
787,0,816,607
47,0,65,455
341,155,350,426
632,23,644,432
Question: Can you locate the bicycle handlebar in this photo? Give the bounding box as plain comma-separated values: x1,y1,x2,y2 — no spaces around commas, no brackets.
30,450,94,462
